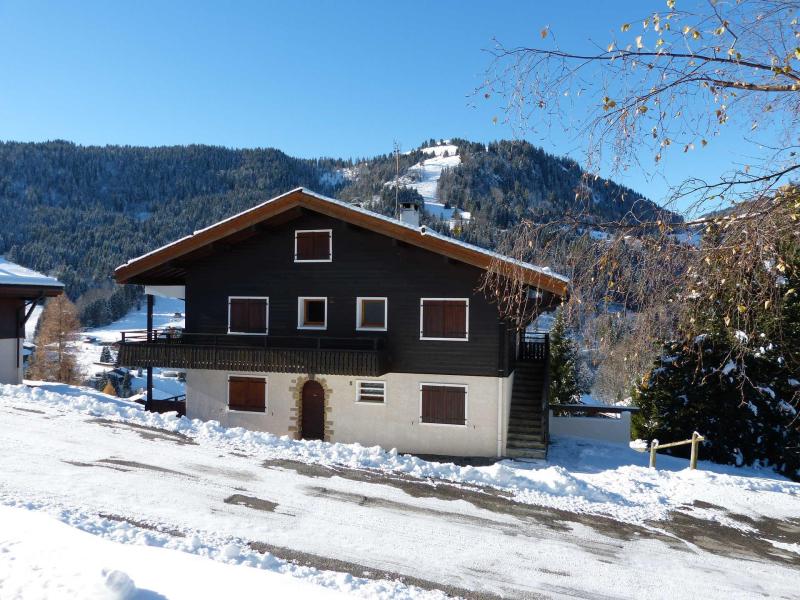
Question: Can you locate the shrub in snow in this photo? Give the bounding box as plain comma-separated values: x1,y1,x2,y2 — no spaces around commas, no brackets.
633,334,799,480
634,231,800,480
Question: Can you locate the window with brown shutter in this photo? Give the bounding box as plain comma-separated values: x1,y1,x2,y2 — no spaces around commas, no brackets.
228,297,268,334
420,384,467,425
228,376,266,412
420,299,468,340
295,230,332,262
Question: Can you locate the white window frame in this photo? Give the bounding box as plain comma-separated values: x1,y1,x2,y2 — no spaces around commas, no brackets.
227,296,269,335
226,373,268,414
355,380,387,404
419,298,469,342
294,229,333,263
356,297,388,332
297,296,328,330
418,383,468,427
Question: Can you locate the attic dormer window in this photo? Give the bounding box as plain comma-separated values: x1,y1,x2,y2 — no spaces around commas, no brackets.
295,229,332,262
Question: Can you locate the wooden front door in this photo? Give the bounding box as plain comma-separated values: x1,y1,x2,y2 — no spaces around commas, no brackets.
301,380,325,440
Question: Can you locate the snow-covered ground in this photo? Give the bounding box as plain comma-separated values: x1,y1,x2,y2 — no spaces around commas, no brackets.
0,505,353,600
1,382,798,598
392,144,470,228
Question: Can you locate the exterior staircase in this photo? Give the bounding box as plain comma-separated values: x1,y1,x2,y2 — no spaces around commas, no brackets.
506,338,549,460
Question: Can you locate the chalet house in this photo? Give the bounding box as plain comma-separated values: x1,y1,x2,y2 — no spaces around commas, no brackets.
114,188,568,458
0,258,64,384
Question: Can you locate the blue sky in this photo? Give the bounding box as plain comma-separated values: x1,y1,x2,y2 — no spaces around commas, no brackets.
0,1,747,207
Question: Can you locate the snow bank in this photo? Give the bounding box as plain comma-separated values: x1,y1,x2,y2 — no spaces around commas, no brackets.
6,383,800,528
0,504,403,600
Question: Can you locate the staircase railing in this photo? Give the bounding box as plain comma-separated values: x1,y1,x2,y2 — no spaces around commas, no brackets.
541,334,551,447
519,332,548,362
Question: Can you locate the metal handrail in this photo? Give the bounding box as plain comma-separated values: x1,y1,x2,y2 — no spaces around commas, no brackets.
550,404,641,414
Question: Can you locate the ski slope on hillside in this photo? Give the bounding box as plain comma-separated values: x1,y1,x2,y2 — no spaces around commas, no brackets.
393,144,471,225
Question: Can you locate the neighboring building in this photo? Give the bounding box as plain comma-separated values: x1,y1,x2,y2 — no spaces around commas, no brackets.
0,258,64,384
115,188,568,458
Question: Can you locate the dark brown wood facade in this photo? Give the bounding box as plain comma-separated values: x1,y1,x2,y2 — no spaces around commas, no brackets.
117,197,563,378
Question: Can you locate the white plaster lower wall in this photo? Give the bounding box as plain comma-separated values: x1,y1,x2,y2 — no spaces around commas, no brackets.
185,369,513,457
549,411,632,444
0,338,23,385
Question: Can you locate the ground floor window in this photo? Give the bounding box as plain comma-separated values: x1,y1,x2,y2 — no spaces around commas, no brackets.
356,380,386,403
420,384,467,425
228,375,267,412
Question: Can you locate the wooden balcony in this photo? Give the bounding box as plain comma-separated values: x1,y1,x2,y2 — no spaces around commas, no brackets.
117,330,388,377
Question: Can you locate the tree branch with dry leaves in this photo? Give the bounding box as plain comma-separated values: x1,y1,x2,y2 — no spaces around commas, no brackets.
479,0,800,399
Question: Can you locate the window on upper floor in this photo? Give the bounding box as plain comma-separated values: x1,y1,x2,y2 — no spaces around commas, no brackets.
228,297,269,334
356,297,387,331
419,298,469,341
228,375,267,412
298,297,327,330
295,229,332,262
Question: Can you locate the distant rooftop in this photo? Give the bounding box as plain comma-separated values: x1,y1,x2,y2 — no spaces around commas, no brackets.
0,257,64,291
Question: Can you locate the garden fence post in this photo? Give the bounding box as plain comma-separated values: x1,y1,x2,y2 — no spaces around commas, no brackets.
689,431,699,470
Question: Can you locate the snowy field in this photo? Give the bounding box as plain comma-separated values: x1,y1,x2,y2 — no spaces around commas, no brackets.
1,383,798,599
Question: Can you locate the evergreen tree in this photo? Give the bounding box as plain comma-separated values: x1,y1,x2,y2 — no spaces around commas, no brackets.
99,346,112,363
120,371,132,398
633,233,800,479
548,311,586,404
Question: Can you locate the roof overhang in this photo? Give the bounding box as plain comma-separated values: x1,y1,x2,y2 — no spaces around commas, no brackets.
0,284,63,299
115,188,569,297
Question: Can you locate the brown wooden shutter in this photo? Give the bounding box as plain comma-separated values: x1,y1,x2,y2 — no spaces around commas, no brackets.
312,231,330,260
229,299,266,333
229,376,266,412
229,299,247,331
442,301,467,338
422,300,466,338
421,385,465,424
296,231,330,260
247,300,266,332
422,301,444,338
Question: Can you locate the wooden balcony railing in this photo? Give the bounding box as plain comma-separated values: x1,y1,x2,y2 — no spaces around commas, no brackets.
117,330,387,377
519,332,549,362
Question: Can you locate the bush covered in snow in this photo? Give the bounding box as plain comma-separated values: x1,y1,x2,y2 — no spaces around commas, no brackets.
633,334,799,479
633,237,800,479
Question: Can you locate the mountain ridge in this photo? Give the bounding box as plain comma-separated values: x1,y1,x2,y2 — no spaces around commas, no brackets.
1,138,667,326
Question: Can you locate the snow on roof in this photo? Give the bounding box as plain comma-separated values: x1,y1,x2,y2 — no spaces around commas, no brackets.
0,258,64,289
119,187,568,286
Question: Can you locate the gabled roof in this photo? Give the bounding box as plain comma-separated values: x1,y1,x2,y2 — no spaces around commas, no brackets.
0,257,64,298
115,188,568,296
